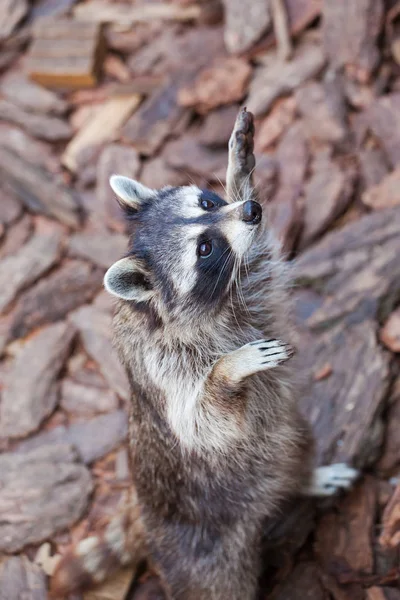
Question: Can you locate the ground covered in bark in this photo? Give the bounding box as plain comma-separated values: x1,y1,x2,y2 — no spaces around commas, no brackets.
0,0,400,598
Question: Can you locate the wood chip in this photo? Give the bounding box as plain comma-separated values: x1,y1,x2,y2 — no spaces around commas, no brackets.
358,148,389,190
362,167,400,210
165,134,227,181
16,410,129,465
0,322,75,439
299,154,357,248
379,378,400,473
26,18,106,89
96,144,141,232
0,0,28,42
247,40,325,116
256,96,297,151
313,363,332,381
0,555,47,599
270,0,293,61
199,104,240,148
0,444,92,552
315,478,377,574
69,306,130,401
62,95,141,172
122,79,188,156
74,1,201,24
0,213,32,260
297,319,391,467
178,57,251,114
322,0,384,81
83,567,137,600
0,146,81,227
268,121,308,253
0,219,62,313
68,231,128,269
380,483,400,549
0,99,72,141
295,75,348,144
34,542,61,577
380,309,400,353
0,71,68,114
7,260,103,342
295,207,400,329
221,0,271,53
61,379,119,415
364,94,400,168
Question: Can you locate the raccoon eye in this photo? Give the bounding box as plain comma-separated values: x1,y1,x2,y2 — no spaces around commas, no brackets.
198,241,213,257
200,198,215,211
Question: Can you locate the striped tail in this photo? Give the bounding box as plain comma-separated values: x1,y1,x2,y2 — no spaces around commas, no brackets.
50,496,146,597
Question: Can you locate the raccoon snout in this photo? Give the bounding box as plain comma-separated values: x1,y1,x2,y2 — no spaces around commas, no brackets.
242,200,262,225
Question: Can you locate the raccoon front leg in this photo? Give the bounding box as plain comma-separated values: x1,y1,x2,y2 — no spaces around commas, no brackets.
226,108,257,203
210,339,294,384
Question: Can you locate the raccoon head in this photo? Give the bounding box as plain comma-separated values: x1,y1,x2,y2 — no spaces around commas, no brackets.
104,175,262,322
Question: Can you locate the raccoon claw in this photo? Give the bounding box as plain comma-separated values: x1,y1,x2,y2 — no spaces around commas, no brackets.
229,108,256,177
249,339,294,369
307,464,360,497
218,338,294,383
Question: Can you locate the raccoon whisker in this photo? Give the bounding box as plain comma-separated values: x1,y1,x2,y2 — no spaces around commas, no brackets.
210,248,234,301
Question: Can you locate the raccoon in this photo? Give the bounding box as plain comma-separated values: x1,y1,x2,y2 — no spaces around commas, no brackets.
51,109,358,599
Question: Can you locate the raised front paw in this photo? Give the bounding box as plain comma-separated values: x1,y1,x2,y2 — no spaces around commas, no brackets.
228,107,256,177
217,338,294,383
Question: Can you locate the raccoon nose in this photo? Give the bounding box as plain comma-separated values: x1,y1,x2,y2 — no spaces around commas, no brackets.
242,200,262,225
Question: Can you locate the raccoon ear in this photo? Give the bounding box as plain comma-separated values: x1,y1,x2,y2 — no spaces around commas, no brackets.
104,257,154,302
109,175,156,210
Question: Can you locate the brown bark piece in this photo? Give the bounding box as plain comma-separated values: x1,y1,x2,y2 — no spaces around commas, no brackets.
0,99,72,141
268,121,308,253
256,97,297,151
8,260,103,341
299,154,357,248
358,148,389,190
272,562,329,599
0,220,62,313
199,104,240,148
0,322,75,439
0,444,92,552
322,0,384,81
221,0,271,54
297,321,391,467
0,0,28,41
62,95,141,172
165,134,227,181
96,144,141,232
0,183,22,227
69,306,130,401
379,378,400,472
0,556,47,600
0,72,68,115
0,123,61,174
26,18,105,89
178,57,251,114
16,410,128,464
0,146,81,227
61,379,118,415
364,94,400,168
295,207,400,329
362,167,400,210
140,156,189,189
68,231,128,269
380,483,400,549
315,478,377,575
0,213,32,260
367,588,400,600
247,41,325,116
295,77,347,144
83,567,137,600
122,78,188,156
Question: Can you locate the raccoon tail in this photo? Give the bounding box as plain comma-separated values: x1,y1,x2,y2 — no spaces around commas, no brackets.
50,495,146,598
